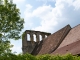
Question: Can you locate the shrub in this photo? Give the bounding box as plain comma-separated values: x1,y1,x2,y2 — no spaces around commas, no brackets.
0,53,80,60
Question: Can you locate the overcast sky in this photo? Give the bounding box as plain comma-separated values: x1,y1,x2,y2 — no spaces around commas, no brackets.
11,0,80,54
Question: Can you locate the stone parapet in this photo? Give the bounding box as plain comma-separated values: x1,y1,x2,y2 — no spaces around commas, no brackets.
22,30,51,54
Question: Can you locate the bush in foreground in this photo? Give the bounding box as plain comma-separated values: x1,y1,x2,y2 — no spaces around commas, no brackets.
0,53,80,60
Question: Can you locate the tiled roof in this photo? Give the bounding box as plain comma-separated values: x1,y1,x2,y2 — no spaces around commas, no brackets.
32,25,71,55
52,40,80,55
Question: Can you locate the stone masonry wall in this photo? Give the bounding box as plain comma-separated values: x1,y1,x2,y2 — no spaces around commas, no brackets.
22,30,51,54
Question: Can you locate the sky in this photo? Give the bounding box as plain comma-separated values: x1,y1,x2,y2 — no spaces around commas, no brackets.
11,0,80,54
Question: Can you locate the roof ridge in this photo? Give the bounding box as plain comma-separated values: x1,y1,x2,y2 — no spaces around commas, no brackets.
72,24,80,29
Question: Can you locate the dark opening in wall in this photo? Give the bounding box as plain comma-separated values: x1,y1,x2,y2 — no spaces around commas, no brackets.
45,35,47,38
40,35,42,41
33,34,36,42
27,34,30,41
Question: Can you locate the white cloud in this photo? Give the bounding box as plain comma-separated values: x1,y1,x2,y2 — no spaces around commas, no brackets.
13,0,25,4
24,4,64,32
11,40,22,54
36,0,55,2
11,46,21,54
73,0,80,10
24,0,80,33
31,5,61,32
13,0,26,10
55,0,80,10
24,4,33,18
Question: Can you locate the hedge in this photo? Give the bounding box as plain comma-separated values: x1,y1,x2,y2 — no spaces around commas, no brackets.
0,53,80,60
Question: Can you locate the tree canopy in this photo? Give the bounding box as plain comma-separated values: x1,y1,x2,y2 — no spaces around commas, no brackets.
0,0,24,54
0,0,24,40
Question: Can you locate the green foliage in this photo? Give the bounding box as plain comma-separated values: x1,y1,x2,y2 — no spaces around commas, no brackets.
51,55,63,60
36,54,51,60
0,40,12,54
0,0,24,55
62,54,74,60
21,53,37,60
22,31,26,40
0,53,80,60
0,0,24,40
0,53,18,60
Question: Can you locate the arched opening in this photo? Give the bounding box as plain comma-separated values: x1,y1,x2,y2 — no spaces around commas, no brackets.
45,35,47,38
39,35,42,41
27,34,30,41
33,34,36,42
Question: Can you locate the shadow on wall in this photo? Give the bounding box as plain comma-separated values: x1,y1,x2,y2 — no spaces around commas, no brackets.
22,30,51,54
31,40,43,55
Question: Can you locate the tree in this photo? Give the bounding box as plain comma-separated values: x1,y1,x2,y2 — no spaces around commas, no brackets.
0,0,24,54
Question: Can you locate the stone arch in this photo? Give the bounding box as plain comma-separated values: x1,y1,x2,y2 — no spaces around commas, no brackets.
22,30,51,54
33,34,36,42
39,35,42,41
45,35,47,38
27,34,30,41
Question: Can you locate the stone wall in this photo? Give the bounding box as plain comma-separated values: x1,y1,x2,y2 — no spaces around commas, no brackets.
22,30,51,54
